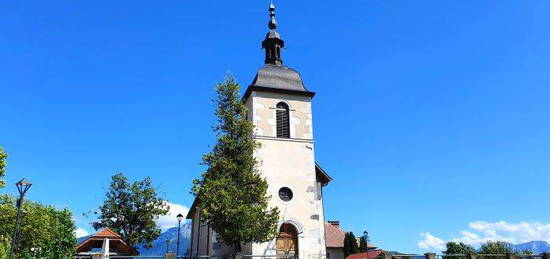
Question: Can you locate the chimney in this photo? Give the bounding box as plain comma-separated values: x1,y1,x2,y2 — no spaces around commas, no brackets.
328,221,340,228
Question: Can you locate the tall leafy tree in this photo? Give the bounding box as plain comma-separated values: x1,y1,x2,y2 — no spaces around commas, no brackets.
192,76,279,253
444,241,477,259
92,173,169,248
479,241,513,259
0,146,7,188
0,195,77,258
344,232,359,257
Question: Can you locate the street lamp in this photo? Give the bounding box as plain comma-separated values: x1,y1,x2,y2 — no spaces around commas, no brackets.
176,213,184,257
9,179,32,259
363,231,369,259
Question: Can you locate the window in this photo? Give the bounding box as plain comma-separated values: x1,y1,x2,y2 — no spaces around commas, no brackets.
278,187,293,202
276,102,290,138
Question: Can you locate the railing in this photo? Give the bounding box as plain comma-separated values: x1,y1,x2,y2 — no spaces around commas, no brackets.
383,253,549,259
74,254,308,259
75,254,549,259
72,253,302,259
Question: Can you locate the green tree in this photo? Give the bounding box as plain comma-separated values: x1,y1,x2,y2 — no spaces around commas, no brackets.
479,241,512,259
92,173,169,248
0,195,77,258
0,234,10,259
191,76,279,253
443,241,476,259
344,232,359,257
0,146,7,188
359,236,369,252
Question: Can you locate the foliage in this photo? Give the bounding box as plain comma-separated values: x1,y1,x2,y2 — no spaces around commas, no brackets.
359,236,369,252
192,76,279,253
92,173,169,248
479,241,512,254
0,147,7,189
478,241,513,259
344,232,359,257
0,195,77,258
444,242,477,259
0,234,9,259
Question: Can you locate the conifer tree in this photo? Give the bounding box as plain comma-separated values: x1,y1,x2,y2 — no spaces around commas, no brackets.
344,232,359,257
192,76,279,253
359,236,369,252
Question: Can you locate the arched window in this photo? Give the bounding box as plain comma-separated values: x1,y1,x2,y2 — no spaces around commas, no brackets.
276,102,290,138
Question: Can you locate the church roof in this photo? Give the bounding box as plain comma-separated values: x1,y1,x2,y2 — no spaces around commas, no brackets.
316,163,332,186
243,64,315,101
243,3,315,101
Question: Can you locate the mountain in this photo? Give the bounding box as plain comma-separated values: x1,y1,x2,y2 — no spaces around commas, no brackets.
513,241,550,254
137,222,192,255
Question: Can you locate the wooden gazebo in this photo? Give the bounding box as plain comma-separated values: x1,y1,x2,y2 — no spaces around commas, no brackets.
76,228,139,256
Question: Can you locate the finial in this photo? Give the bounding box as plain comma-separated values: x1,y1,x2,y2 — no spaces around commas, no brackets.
268,2,277,30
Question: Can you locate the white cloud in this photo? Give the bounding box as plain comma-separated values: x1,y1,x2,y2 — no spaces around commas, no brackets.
156,201,190,231
75,227,90,238
418,232,446,251
418,221,550,251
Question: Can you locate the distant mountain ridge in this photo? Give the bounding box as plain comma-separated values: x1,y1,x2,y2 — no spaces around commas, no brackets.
138,222,192,255
511,241,550,254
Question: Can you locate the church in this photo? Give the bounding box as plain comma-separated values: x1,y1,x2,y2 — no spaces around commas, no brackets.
187,3,333,259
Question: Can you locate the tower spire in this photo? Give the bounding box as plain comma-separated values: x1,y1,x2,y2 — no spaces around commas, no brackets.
262,2,284,66
268,1,277,30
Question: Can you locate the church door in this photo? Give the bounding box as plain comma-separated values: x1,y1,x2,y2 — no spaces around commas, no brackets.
276,223,298,259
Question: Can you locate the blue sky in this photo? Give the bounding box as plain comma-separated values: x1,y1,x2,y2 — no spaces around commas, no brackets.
2,0,550,253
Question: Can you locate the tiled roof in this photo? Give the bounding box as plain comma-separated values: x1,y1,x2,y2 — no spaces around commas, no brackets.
346,250,386,259
93,228,121,238
325,223,346,248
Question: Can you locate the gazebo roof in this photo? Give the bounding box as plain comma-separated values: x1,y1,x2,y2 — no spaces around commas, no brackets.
76,228,139,256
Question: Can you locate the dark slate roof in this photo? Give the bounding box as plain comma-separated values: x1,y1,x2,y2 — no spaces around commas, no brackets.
243,64,315,100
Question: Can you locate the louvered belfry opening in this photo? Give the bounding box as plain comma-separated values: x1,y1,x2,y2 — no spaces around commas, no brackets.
276,102,290,138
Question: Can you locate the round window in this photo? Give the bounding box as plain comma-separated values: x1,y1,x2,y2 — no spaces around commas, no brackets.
278,187,293,202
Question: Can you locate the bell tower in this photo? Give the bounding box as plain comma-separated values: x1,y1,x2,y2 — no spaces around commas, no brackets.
241,3,331,259
187,4,332,259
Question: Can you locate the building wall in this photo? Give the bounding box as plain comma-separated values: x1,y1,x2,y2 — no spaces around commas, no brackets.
189,210,215,256
247,91,313,140
326,248,345,259
247,91,327,259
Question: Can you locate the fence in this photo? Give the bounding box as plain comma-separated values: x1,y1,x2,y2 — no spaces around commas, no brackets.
74,254,550,259
385,253,549,259
74,254,302,259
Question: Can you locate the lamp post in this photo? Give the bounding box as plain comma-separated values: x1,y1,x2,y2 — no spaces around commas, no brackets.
363,231,369,259
9,179,32,259
176,213,184,257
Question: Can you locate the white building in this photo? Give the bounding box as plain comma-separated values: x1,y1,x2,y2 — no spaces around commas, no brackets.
187,3,332,259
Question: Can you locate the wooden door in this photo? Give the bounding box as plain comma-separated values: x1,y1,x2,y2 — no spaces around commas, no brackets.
276,223,298,259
